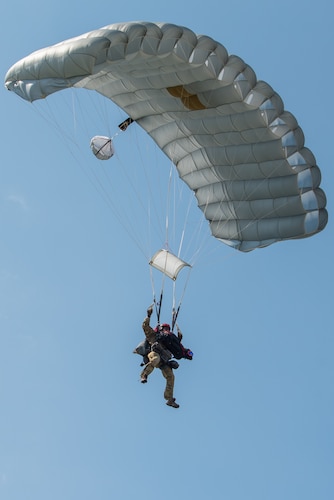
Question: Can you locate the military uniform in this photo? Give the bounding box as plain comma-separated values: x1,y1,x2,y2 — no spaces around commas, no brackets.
140,315,175,403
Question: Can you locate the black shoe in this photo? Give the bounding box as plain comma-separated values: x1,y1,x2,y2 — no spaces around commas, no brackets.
166,398,179,408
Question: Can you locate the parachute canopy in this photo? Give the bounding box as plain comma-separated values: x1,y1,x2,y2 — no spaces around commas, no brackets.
150,250,191,281
5,21,328,251
90,136,114,160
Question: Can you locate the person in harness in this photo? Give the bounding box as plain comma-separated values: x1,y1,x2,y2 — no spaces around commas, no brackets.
156,323,193,362
133,305,193,409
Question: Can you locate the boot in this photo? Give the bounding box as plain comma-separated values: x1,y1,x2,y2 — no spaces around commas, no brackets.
141,375,147,384
166,398,179,408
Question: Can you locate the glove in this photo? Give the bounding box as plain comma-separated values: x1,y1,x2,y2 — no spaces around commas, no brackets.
147,304,153,317
184,349,193,360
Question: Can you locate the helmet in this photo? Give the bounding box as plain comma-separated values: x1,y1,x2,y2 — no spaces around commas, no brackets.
161,323,171,331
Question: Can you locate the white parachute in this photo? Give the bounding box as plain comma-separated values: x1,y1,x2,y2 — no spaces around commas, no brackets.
90,136,114,160
5,21,327,253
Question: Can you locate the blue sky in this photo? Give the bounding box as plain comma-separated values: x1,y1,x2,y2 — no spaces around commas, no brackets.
1,2,333,500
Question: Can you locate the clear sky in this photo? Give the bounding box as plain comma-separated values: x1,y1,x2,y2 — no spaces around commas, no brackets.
1,2,333,500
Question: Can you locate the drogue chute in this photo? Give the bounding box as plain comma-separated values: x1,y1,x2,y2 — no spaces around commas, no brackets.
90,136,114,160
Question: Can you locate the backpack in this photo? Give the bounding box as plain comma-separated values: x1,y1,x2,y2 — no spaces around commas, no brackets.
157,332,185,359
133,339,150,365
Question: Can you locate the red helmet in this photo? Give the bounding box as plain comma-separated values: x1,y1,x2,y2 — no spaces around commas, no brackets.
161,323,171,331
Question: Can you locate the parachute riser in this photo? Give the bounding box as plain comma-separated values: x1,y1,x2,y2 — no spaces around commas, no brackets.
152,292,181,333
171,306,181,332
154,291,163,325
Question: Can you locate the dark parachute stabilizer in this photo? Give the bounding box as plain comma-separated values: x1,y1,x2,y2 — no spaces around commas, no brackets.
5,21,328,252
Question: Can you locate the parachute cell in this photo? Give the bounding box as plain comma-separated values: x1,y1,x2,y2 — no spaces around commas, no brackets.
5,21,328,251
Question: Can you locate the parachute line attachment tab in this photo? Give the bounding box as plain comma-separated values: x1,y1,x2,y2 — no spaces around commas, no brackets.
118,117,134,131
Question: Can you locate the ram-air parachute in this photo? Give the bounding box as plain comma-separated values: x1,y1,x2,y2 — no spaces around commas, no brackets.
5,21,327,253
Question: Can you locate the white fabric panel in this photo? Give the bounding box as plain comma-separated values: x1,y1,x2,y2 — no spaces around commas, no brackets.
149,250,191,281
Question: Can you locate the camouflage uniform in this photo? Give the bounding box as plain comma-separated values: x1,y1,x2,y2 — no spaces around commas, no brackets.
140,316,175,402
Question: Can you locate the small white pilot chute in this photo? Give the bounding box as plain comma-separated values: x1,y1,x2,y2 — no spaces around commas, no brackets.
149,249,191,281
90,135,114,160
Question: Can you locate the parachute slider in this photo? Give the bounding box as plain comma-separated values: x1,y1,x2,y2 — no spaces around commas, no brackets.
90,136,114,160
118,117,134,131
149,249,191,281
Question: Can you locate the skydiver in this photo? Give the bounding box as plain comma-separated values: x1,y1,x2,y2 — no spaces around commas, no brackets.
133,305,193,409
156,322,193,362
